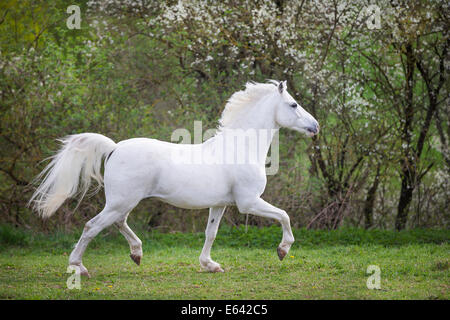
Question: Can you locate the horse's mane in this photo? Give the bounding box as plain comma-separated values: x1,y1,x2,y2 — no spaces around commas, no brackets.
218,80,279,130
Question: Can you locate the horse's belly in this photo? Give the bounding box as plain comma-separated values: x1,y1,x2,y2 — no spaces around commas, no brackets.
154,195,233,210
148,164,234,209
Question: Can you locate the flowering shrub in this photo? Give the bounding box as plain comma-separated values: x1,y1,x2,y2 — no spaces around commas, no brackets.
0,0,448,230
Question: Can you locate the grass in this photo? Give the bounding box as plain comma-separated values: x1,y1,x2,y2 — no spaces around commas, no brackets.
0,224,448,299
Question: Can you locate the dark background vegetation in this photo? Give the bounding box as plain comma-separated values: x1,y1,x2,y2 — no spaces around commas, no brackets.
0,0,448,233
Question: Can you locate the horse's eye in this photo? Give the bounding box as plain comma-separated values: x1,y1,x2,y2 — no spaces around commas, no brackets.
290,103,297,108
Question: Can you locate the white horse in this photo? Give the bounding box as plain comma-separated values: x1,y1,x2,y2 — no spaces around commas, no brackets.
29,80,319,277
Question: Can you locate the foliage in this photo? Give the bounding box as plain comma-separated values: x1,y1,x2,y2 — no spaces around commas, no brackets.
0,0,448,231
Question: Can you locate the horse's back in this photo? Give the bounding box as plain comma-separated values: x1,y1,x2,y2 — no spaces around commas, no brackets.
103,137,234,209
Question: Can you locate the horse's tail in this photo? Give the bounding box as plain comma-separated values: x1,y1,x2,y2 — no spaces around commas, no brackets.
29,133,117,219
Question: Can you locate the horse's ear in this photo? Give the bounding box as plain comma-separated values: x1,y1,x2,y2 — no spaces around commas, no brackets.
278,81,284,94
278,80,287,94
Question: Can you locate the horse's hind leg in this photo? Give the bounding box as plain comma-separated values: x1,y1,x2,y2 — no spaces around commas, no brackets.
68,205,129,277
115,214,143,266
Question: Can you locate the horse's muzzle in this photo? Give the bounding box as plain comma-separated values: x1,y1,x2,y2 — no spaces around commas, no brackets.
306,123,320,136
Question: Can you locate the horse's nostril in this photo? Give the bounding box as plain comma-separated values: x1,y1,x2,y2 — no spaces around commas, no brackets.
306,123,319,135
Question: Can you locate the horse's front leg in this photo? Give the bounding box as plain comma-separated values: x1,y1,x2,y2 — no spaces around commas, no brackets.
237,198,295,260
199,206,226,272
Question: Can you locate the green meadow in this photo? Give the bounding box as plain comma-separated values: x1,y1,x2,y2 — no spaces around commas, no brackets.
0,225,448,299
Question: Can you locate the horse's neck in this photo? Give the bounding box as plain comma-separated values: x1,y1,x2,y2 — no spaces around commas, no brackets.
213,95,279,166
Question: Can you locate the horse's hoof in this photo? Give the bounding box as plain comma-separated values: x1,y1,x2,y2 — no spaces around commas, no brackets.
277,246,287,261
130,254,141,266
70,264,91,278
212,266,225,273
80,270,91,278
201,261,224,273
78,266,90,278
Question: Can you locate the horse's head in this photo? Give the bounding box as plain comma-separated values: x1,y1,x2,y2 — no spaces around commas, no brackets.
274,81,319,137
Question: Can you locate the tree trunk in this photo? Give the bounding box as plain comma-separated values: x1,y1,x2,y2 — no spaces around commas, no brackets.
395,37,447,230
395,171,414,231
364,166,380,229
395,42,415,230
